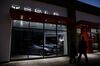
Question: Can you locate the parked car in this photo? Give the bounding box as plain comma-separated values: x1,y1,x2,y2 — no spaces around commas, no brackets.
41,44,63,54
28,44,54,55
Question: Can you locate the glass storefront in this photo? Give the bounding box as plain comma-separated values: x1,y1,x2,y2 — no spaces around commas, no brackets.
76,28,100,53
11,20,68,60
91,29,100,52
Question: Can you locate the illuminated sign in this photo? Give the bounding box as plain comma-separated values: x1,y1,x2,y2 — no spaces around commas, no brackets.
11,5,20,9
53,12,59,16
24,7,32,12
34,8,59,16
11,5,60,16
44,10,49,14
34,8,42,13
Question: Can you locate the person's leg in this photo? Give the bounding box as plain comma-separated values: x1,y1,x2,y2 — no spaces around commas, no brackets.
73,56,76,64
69,56,76,64
71,56,76,64
83,53,88,64
77,53,82,64
69,56,73,63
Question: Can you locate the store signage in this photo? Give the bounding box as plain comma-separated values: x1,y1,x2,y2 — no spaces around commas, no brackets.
11,5,60,16
24,7,32,12
34,8,59,16
34,8,42,13
34,8,50,15
11,5,20,9
53,12,59,16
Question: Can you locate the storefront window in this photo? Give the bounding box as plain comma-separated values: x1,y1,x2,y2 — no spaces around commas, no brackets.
91,29,98,52
11,20,68,60
76,28,100,53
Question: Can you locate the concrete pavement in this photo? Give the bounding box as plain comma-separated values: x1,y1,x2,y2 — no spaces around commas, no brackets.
0,52,100,66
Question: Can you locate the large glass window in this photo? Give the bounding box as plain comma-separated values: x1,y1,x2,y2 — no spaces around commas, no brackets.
91,29,99,52
11,20,68,60
76,28,100,53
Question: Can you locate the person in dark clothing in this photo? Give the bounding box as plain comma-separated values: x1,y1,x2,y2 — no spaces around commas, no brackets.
77,36,88,65
69,43,77,64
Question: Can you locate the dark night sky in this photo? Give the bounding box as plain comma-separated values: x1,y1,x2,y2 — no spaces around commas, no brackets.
78,0,100,8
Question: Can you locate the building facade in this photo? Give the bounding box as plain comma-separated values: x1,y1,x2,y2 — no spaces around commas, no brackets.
0,0,100,62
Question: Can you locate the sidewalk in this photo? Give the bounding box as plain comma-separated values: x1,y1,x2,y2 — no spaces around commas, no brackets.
0,52,100,66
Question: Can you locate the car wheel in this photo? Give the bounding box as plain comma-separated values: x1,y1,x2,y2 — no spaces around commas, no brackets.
40,50,44,55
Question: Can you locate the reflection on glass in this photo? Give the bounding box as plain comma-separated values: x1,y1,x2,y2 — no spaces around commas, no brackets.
13,20,29,28
30,22,43,29
57,25,67,31
45,23,56,30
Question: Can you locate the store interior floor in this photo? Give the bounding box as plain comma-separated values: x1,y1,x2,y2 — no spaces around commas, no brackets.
1,52,100,66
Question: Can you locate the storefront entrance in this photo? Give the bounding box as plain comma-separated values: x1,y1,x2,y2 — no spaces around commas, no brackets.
10,8,70,60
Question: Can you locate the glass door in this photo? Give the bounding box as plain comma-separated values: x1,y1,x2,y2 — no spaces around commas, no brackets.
29,22,44,58
11,20,30,60
11,20,44,60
